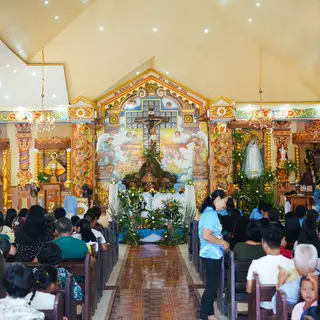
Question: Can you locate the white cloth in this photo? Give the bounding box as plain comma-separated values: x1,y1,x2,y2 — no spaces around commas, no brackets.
0,296,44,320
243,140,264,178
185,185,196,219
25,291,55,310
92,229,106,244
247,254,294,309
108,184,119,221
142,192,185,212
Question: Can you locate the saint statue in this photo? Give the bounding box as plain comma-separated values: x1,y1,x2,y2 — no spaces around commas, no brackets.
44,152,66,177
277,144,288,162
242,139,264,178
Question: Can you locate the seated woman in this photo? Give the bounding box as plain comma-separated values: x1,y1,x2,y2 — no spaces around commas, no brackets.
0,211,13,242
15,205,54,262
5,209,17,229
73,218,98,252
0,263,44,319
26,266,57,310
36,242,84,301
230,216,248,249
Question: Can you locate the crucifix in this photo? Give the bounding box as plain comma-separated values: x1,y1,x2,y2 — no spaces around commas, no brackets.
125,99,177,149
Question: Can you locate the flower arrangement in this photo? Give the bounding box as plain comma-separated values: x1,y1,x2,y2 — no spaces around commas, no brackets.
37,172,50,183
283,159,297,174
233,132,244,144
263,168,277,184
149,188,157,197
186,179,195,186
232,150,245,163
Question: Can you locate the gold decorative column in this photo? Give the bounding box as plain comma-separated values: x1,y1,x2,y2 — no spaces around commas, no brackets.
263,129,273,193
34,149,39,182
295,145,301,183
64,148,72,189
38,150,44,173
2,149,12,209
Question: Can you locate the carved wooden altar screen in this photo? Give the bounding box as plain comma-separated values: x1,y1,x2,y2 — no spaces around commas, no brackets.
95,70,209,207
0,139,11,211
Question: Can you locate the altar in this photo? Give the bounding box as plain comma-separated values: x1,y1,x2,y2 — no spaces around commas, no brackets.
142,192,185,212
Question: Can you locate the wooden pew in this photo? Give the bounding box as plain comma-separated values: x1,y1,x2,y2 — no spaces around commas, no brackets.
228,251,252,320
248,273,276,320
57,253,95,320
192,220,200,273
64,274,77,320
275,289,294,320
39,292,64,320
217,251,229,316
102,228,112,283
188,221,193,261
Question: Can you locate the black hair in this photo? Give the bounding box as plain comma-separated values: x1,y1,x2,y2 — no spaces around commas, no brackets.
285,211,295,218
44,214,56,229
226,198,235,212
18,208,28,218
3,263,33,298
220,216,235,234
76,219,97,243
71,216,80,227
262,225,282,250
55,217,72,234
284,216,300,244
258,200,266,211
306,209,319,224
28,265,57,305
5,209,17,228
0,211,4,233
83,211,95,224
54,207,66,220
199,190,227,213
0,238,11,258
37,242,62,266
246,221,263,242
268,208,280,222
260,202,271,212
16,205,46,240
259,218,270,229
233,216,249,244
298,219,320,256
91,206,102,219
229,208,241,221
295,205,307,219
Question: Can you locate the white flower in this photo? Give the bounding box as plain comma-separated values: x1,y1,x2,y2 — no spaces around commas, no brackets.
238,153,241,156
256,190,259,193
269,174,271,177
120,219,122,222
241,176,244,179
152,216,155,219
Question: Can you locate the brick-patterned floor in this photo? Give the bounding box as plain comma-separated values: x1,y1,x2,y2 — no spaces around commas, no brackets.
110,245,200,319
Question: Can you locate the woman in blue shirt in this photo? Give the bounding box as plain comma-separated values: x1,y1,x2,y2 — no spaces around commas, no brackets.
198,190,230,320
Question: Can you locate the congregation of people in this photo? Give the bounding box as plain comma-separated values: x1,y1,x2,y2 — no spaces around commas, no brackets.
0,204,110,320
198,190,320,320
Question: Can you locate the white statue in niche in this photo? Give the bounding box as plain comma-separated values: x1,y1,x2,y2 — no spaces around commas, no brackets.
243,139,264,178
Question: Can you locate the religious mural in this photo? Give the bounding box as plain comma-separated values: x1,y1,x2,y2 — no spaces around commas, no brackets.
96,96,208,183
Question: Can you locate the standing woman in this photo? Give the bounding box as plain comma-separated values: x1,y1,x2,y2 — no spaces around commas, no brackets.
199,190,229,320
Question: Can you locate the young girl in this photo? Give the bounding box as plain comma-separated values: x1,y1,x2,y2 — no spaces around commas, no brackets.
291,275,318,320
26,266,57,310
74,219,98,252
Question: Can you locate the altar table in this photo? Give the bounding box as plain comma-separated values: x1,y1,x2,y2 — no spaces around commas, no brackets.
142,192,185,211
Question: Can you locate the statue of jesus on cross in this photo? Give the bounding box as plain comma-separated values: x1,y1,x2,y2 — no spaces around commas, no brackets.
135,107,169,145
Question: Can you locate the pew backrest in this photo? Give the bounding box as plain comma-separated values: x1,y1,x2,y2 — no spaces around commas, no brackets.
65,274,77,320
248,273,276,320
275,289,294,320
40,292,64,320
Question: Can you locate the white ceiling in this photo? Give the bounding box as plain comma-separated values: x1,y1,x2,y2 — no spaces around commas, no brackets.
0,40,69,109
1,0,320,105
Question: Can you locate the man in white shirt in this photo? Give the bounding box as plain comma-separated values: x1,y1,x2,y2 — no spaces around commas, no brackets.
246,225,294,309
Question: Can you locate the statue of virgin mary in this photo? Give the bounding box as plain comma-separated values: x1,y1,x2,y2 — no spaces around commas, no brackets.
242,139,264,178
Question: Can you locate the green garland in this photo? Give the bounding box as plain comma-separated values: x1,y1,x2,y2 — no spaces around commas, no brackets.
263,168,277,184
283,159,297,174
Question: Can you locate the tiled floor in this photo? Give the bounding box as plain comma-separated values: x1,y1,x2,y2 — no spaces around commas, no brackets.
109,244,201,320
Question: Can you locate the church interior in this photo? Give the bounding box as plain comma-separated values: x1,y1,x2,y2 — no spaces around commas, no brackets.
1,0,320,319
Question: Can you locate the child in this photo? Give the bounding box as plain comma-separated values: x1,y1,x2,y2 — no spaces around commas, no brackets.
0,263,44,319
25,265,57,310
291,274,318,320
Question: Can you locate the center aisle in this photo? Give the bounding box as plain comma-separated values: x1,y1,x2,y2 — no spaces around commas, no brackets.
110,244,200,319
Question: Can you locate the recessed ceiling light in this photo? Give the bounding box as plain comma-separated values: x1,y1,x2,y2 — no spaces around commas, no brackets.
248,18,253,22
52,94,56,98
165,71,169,75
6,64,10,68
32,72,36,76
152,27,158,32
136,71,140,75
256,2,260,6
44,0,49,4
13,69,16,73
4,95,9,100
204,28,209,33
55,16,59,20
99,26,104,31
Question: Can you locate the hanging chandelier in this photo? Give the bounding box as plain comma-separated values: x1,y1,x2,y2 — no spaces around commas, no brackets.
32,47,55,132
248,48,274,131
